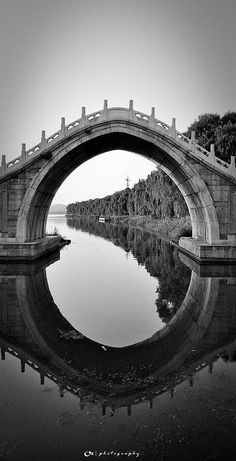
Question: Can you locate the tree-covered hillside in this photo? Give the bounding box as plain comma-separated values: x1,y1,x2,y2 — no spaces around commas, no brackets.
67,168,189,218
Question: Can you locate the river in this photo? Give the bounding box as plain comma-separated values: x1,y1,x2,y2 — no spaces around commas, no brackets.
0,215,236,460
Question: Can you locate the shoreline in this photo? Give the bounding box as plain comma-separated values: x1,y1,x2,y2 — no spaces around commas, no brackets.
66,215,192,243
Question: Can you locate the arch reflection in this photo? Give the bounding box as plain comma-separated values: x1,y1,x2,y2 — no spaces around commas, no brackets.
0,246,236,415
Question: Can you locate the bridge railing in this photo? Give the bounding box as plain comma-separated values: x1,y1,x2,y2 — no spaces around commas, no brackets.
2,338,236,413
0,100,235,180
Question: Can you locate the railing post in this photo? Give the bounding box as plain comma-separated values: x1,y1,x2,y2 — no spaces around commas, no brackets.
170,117,176,139
128,99,134,120
210,144,216,166
208,362,213,374
210,144,215,157
1,155,7,175
149,398,153,409
230,155,236,178
188,374,194,386
103,99,108,120
103,99,108,111
60,117,66,137
1,348,5,360
21,359,25,373
21,143,26,163
190,130,196,152
41,130,47,149
170,386,174,399
149,107,155,128
80,106,86,127
79,396,84,409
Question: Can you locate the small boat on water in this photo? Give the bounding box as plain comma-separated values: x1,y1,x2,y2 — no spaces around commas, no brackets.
99,216,110,222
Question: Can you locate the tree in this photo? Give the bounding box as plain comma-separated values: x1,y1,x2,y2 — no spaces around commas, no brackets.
215,121,236,161
185,111,236,162
185,113,221,152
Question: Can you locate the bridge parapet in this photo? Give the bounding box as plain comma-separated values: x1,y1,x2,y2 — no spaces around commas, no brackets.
1,100,235,181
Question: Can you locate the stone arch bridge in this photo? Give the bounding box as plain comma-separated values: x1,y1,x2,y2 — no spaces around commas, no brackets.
0,100,236,261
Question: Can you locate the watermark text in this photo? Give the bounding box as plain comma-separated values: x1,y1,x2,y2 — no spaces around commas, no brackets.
84,450,140,458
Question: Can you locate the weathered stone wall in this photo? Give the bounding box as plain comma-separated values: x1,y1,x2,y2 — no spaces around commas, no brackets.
0,159,46,239
187,159,236,241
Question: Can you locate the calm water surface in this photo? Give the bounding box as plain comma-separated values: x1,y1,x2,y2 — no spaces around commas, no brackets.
46,216,190,347
0,215,236,461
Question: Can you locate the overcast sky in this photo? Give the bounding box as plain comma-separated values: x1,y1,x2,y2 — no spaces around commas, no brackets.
1,0,235,204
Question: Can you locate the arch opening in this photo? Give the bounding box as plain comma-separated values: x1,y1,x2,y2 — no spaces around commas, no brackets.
50,149,157,217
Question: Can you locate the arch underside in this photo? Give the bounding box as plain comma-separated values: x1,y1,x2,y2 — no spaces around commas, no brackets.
16,125,220,244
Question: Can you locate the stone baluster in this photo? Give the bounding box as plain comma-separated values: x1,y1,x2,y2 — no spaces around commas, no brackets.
21,359,25,373
210,144,217,168
190,131,196,152
149,107,155,128
21,143,26,163
79,396,84,409
128,100,134,119
60,117,66,137
81,106,86,126
58,381,64,398
228,351,233,362
40,373,45,385
188,374,194,386
41,130,47,149
103,99,108,120
103,99,108,112
170,117,176,139
210,144,215,163
1,348,5,360
1,155,7,175
169,386,174,398
208,361,213,374
230,155,236,175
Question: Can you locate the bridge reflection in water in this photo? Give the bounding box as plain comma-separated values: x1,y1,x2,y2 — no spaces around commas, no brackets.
0,248,236,417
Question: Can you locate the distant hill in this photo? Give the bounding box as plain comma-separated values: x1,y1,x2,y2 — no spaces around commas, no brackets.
49,203,66,214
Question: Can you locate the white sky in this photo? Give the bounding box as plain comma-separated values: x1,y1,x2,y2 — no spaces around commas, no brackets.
0,0,235,204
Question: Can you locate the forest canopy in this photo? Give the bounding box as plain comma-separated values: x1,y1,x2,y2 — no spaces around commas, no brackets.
67,169,188,218
184,111,236,162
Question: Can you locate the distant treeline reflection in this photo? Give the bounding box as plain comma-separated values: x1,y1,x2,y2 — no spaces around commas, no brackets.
67,217,191,322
